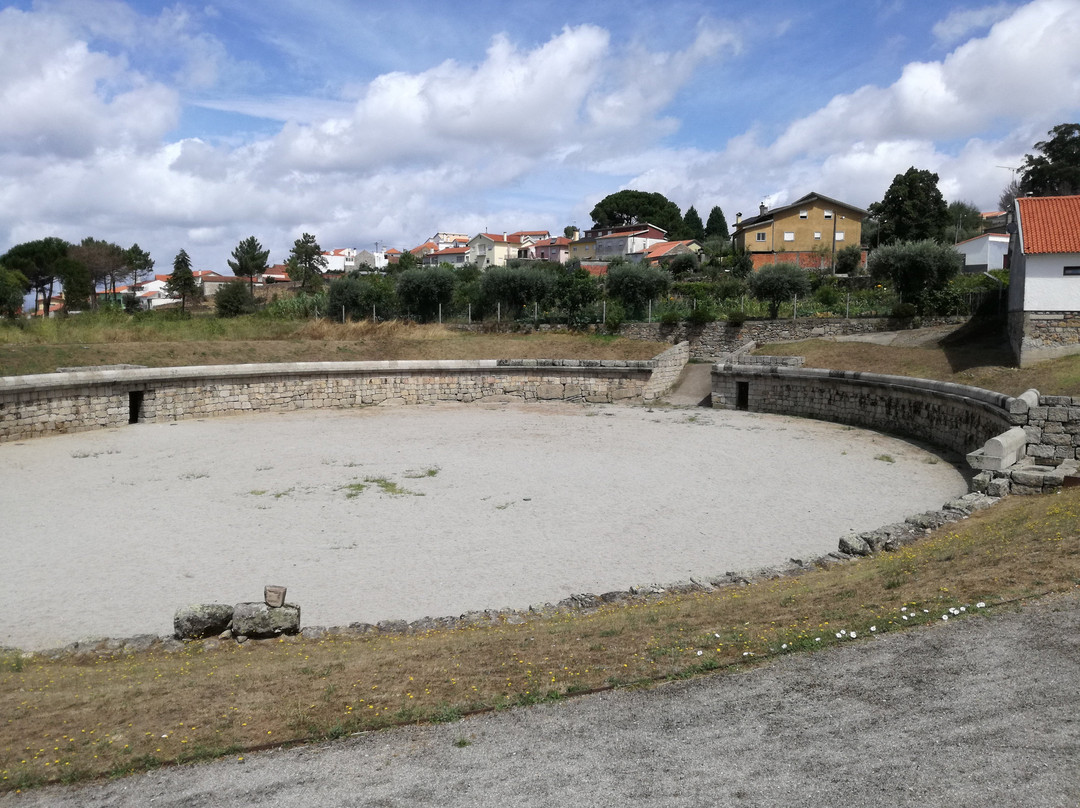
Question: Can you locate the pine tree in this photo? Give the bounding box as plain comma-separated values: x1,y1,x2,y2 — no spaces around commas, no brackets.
228,236,270,296
166,249,198,312
705,206,730,240
683,206,705,241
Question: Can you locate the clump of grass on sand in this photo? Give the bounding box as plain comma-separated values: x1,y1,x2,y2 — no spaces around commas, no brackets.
3,488,1078,792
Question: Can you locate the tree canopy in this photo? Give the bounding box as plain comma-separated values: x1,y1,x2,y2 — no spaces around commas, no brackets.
705,206,729,240
0,265,30,318
287,233,327,291
228,235,270,294
1019,123,1080,197
866,240,961,307
589,190,683,235
682,206,705,242
69,238,127,304
945,200,984,243
747,262,810,318
867,167,949,244
166,249,198,312
1,237,70,316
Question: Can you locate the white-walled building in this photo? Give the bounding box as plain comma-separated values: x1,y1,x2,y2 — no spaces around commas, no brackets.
1007,195,1080,366
954,232,1009,274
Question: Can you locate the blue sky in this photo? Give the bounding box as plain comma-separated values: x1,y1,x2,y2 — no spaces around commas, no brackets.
1,0,1078,272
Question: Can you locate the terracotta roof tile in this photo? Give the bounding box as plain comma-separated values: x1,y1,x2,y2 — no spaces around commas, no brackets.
1017,195,1080,254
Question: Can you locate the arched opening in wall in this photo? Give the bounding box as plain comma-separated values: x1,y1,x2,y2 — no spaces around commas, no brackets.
129,391,144,424
736,381,749,411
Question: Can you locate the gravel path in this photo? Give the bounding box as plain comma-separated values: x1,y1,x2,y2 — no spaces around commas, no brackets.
8,590,1078,807
1,402,967,651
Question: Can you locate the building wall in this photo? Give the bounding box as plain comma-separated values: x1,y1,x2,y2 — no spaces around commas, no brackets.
0,347,689,443
1017,252,1080,310
736,200,863,254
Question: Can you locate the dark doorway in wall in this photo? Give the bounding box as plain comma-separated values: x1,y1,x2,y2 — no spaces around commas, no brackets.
129,391,144,424
735,381,749,411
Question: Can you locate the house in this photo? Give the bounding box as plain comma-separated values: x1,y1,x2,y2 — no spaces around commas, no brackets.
409,241,439,259
1007,195,1080,366
568,238,597,261
421,246,470,267
385,248,402,265
637,239,703,265
530,237,571,264
466,232,538,268
430,232,470,250
732,192,866,270
954,232,1010,274
354,250,388,271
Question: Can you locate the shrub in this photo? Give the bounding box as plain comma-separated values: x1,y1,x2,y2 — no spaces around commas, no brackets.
603,300,626,334
328,276,396,321
395,266,454,322
606,264,670,318
685,300,718,325
215,282,257,317
725,309,747,326
747,262,811,318
866,240,962,304
891,302,918,319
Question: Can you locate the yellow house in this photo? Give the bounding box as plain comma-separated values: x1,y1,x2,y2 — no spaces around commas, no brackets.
732,192,866,269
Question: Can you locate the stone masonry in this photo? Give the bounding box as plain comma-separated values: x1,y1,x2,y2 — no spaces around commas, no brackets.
0,344,689,443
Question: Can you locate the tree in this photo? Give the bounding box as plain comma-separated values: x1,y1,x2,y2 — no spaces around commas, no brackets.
867,167,949,244
605,263,670,317
287,233,327,291
69,238,127,305
329,275,396,321
747,262,811,318
215,281,256,317
998,177,1022,212
395,266,455,322
1019,123,1080,197
705,206,730,241
166,249,198,312
228,235,270,296
945,200,984,243
834,244,864,276
589,190,683,235
391,250,420,273
552,266,600,327
480,266,554,319
124,243,154,304
563,225,578,239
666,252,700,278
866,240,962,307
1,237,70,317
55,257,93,311
0,265,30,318
682,206,705,241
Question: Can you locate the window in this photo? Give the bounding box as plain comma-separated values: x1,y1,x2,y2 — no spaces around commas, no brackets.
1064,266,1080,276
835,232,845,242
783,232,795,242
824,210,833,219
814,232,822,240
799,209,808,219
755,232,767,242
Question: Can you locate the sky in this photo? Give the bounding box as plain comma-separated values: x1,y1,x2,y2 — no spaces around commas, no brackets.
1,0,1079,274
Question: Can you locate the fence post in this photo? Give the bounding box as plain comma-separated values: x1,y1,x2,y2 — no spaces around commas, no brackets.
498,302,501,323
648,300,652,322
846,292,850,319
793,294,797,322
602,300,606,324
439,302,442,324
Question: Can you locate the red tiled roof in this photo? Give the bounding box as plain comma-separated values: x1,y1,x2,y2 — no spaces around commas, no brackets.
581,262,608,276
410,240,438,255
437,246,469,255
385,248,402,254
509,230,549,238
1017,196,1080,254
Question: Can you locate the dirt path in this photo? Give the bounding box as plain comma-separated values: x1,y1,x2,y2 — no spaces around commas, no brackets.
10,590,1078,807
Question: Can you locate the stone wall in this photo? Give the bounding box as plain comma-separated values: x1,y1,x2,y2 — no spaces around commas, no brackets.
711,364,1015,458
621,316,967,360
1009,310,1080,367
0,347,689,443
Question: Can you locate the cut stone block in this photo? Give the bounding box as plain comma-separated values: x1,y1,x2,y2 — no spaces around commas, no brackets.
231,602,300,638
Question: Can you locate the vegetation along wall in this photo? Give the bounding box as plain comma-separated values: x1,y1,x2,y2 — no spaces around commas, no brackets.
0,343,689,442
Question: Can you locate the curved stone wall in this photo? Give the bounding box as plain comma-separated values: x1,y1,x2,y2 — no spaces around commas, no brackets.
711,364,1017,457
0,343,689,443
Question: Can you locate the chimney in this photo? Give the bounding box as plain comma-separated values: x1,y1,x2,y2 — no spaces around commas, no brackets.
735,212,742,225
759,203,767,216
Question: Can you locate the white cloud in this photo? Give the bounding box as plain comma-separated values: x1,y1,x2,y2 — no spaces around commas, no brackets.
932,3,1015,46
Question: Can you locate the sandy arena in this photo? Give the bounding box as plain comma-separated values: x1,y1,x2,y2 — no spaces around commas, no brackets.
0,402,968,651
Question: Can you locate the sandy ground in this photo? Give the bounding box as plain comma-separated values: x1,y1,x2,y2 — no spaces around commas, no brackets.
8,590,1078,807
0,402,967,651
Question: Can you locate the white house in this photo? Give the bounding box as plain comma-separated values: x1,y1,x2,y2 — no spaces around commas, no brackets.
954,232,1009,274
1007,195,1080,366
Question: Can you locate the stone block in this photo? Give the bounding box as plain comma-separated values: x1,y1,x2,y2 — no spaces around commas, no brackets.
231,602,300,638
174,603,234,640
986,478,1011,497
536,383,564,400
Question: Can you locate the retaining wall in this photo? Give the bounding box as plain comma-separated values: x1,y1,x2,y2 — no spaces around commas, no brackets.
1009,310,1080,367
0,343,689,442
621,316,967,360
711,364,1015,458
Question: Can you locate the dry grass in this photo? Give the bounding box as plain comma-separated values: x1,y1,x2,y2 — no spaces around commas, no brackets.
3,488,1079,792
0,320,664,376
756,323,1080,397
